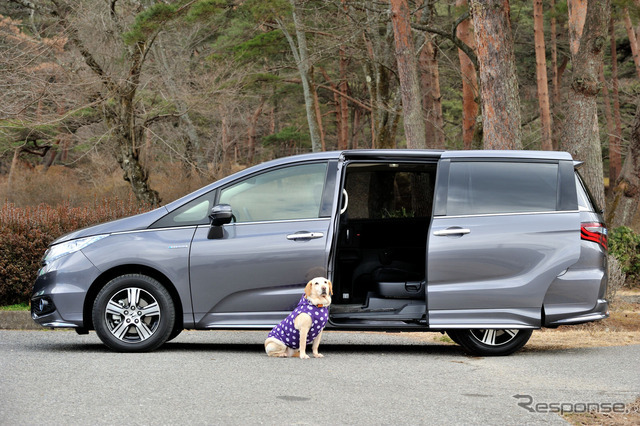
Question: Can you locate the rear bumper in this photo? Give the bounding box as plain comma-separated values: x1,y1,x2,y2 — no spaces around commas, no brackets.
544,299,609,327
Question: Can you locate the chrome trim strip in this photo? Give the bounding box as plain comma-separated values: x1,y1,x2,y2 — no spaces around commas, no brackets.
199,217,330,227
431,324,537,329
41,321,78,328
436,210,580,219
550,312,609,325
287,232,324,240
112,225,198,235
433,228,471,236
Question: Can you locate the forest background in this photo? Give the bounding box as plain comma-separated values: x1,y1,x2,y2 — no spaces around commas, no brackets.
1,0,640,304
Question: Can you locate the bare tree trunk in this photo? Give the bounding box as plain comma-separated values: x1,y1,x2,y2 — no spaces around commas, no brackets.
154,38,204,175
623,8,640,80
363,26,398,149
550,0,562,150
607,102,640,231
277,2,322,152
567,0,587,57
599,65,617,184
534,0,553,151
339,47,350,150
247,100,264,164
470,0,522,150
310,70,326,151
561,0,609,209
418,1,445,149
390,0,427,149
550,0,560,104
419,37,445,149
456,0,479,150
7,148,21,193
608,16,622,184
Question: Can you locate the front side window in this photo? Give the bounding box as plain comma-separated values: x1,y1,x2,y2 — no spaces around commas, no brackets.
152,192,215,228
219,162,328,223
447,161,558,216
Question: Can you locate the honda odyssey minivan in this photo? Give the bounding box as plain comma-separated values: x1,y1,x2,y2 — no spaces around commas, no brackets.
31,150,609,355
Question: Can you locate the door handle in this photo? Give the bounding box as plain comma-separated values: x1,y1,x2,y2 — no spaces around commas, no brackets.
433,228,470,236
286,232,324,240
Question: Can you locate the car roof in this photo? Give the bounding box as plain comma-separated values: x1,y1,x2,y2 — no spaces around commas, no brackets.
163,149,574,212
341,149,572,161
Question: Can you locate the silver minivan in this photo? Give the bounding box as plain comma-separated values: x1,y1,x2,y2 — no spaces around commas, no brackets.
31,150,609,355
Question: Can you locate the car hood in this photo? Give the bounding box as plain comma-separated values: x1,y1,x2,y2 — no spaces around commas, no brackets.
51,206,169,245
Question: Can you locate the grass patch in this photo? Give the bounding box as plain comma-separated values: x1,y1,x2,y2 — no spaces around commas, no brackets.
0,303,29,311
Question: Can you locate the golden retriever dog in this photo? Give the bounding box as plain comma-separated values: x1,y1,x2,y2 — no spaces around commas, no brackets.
264,277,332,359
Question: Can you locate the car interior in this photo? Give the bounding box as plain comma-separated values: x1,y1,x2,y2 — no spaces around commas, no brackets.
330,162,437,323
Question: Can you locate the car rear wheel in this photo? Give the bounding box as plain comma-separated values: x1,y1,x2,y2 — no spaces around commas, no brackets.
448,329,533,356
92,274,175,352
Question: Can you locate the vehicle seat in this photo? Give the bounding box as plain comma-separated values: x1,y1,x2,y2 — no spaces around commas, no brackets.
372,264,425,299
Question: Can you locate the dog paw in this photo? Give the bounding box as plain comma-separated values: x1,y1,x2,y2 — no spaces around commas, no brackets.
313,353,324,358
300,353,310,359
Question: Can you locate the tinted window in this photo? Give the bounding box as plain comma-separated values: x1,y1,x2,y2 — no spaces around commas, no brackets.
576,172,596,212
344,163,436,219
152,191,215,228
447,161,558,215
219,162,328,223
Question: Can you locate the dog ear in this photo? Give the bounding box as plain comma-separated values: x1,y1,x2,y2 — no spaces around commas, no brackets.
328,280,333,295
304,280,313,297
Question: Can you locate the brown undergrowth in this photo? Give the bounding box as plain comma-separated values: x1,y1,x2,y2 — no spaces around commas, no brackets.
563,397,640,425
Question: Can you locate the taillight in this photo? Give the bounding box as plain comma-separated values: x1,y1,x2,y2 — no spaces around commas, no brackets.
581,222,608,250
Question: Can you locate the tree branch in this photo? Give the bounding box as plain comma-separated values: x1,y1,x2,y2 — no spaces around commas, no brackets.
316,83,372,112
8,0,55,15
411,21,477,69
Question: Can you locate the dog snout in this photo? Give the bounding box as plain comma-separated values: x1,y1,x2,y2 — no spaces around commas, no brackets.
320,286,328,296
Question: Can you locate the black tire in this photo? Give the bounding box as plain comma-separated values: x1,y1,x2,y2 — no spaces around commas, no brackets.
445,330,463,345
452,329,533,356
166,326,182,342
92,274,175,352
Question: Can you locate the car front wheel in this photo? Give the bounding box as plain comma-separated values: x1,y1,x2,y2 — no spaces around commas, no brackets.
92,274,175,352
447,329,533,356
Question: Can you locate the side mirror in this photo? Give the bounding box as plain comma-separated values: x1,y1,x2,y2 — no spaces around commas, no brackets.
208,204,233,239
209,204,233,226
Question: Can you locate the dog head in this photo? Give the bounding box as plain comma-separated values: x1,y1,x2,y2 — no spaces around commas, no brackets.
304,277,332,307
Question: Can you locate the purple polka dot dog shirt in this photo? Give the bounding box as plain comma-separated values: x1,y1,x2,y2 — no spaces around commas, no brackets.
268,295,329,349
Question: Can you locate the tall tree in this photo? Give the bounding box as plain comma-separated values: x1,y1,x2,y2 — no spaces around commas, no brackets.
622,7,640,79
470,0,522,149
456,0,479,150
7,0,200,205
567,0,587,57
560,0,610,209
418,0,445,149
390,0,427,149
607,102,640,231
608,15,622,185
361,15,400,149
275,0,322,152
533,0,553,150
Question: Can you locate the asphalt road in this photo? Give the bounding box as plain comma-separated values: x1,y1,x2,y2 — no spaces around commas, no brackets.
1,330,639,425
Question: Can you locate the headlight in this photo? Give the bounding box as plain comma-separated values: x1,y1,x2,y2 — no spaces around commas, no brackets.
44,235,109,263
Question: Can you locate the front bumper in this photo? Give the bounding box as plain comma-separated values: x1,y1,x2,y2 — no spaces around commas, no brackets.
31,250,102,329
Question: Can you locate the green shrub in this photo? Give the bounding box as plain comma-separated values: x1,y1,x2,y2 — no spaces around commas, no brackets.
0,197,150,305
608,226,640,287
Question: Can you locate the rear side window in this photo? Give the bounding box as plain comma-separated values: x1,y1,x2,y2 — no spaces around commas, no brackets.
447,161,558,215
576,172,597,212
